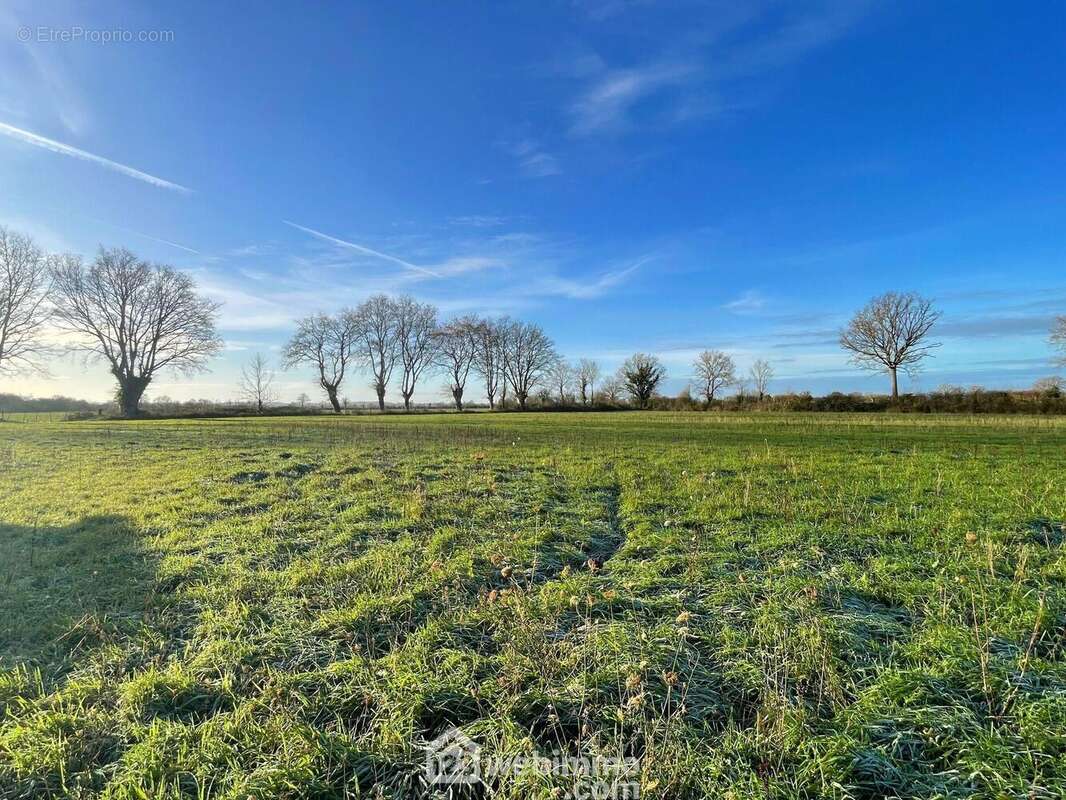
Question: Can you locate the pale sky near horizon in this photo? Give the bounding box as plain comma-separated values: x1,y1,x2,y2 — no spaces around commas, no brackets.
1,1,1064,403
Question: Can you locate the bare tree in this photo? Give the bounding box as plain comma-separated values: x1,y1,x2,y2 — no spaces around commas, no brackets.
598,375,625,405
51,248,221,417
239,352,276,412
839,291,941,400
620,353,666,409
352,295,398,411
296,391,310,409
1052,316,1066,365
500,320,556,410
470,316,505,409
693,350,736,403
1033,375,1064,394
0,227,52,375
283,312,358,413
547,359,575,404
394,295,439,411
576,358,601,405
749,358,773,401
434,315,478,410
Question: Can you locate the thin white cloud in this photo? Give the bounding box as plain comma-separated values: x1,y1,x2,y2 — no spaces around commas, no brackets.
88,217,202,255
570,62,699,136
283,220,442,278
565,4,873,138
501,139,562,179
520,152,562,177
724,290,767,314
0,121,190,192
535,255,650,299
448,215,510,228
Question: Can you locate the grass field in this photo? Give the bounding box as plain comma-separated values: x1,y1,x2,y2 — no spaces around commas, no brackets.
1,412,1064,798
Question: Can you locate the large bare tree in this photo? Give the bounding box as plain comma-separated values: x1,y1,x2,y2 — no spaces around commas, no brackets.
839,291,941,400
749,358,773,401
693,350,736,403
394,295,439,411
500,320,556,410
0,227,52,375
51,248,221,416
283,312,357,413
576,358,600,405
1052,316,1066,365
620,352,666,408
434,315,478,410
471,316,505,409
238,352,276,413
352,295,398,411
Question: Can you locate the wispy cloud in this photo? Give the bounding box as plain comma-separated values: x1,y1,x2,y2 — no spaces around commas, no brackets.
283,220,442,278
723,289,768,314
570,62,699,136
937,315,1058,339
88,217,202,255
0,121,190,192
534,255,650,299
227,243,275,258
712,2,874,82
564,3,873,138
0,6,90,136
502,139,562,178
448,215,511,228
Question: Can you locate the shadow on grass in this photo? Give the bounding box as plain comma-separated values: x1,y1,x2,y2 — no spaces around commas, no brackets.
0,514,156,671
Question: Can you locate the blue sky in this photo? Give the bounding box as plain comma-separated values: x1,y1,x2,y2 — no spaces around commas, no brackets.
1,1,1064,403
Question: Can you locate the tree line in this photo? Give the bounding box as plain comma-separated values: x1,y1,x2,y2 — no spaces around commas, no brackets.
2,226,1065,416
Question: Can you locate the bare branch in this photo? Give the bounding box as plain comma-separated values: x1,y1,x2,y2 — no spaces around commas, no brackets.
546,359,576,404
500,320,556,410
839,291,941,399
351,295,398,411
434,315,478,410
0,227,53,375
50,247,221,415
1052,315,1066,366
576,358,601,405
238,353,276,412
693,350,736,403
749,358,773,401
283,312,358,413
394,295,439,411
470,316,505,409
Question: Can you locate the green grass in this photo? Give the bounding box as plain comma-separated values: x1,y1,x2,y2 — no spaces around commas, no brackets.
1,412,1064,798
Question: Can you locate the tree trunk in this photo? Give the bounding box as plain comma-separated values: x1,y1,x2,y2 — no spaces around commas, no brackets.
325,385,341,413
257,398,263,413
116,374,150,417
376,385,386,411
517,392,527,410
403,392,413,411
890,367,898,401
452,386,463,411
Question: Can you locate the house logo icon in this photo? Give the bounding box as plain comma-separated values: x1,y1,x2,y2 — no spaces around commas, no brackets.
425,727,482,785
